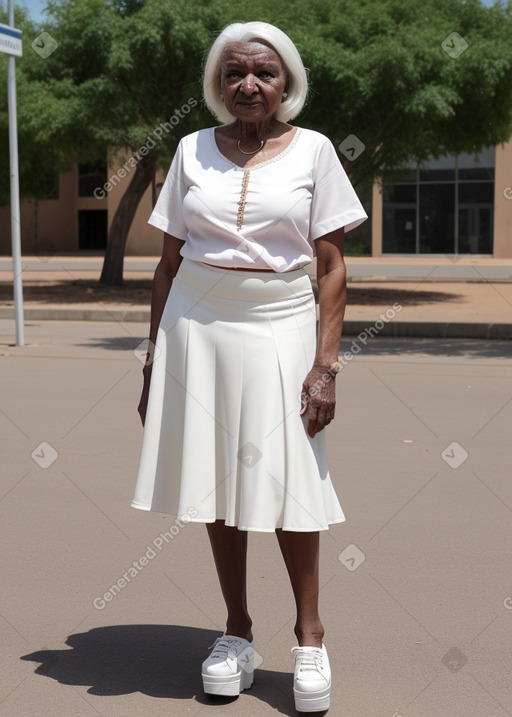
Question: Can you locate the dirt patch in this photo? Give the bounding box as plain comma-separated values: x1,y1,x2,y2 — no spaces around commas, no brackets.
0,279,153,306
0,278,465,309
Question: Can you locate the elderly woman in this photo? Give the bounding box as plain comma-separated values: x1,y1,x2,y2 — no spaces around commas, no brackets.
132,21,366,713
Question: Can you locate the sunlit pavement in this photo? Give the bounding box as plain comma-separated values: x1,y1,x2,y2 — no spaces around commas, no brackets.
2,256,512,338
1,320,511,716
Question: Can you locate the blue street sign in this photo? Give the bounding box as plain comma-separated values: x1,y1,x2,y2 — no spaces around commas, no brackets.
0,21,22,57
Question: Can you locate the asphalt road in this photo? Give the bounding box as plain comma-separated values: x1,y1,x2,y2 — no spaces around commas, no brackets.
1,320,511,716
2,255,512,280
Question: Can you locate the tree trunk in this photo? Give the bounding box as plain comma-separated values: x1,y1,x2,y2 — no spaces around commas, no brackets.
99,153,156,286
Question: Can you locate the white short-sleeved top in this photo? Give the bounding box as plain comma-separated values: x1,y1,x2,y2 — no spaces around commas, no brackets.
148,127,367,273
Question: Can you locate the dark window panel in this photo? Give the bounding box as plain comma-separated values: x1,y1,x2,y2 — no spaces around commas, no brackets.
419,184,455,253
78,160,107,198
382,168,417,184
383,210,416,254
458,183,494,204
383,183,416,204
78,210,108,250
458,182,494,254
419,168,456,182
458,167,495,181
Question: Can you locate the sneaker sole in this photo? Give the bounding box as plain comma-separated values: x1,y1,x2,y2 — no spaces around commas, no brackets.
293,684,331,712
202,668,253,696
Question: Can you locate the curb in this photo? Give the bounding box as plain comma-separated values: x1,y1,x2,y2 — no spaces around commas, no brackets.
0,307,151,323
1,307,510,340
343,320,512,340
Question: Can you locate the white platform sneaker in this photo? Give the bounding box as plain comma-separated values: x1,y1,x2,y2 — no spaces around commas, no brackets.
291,643,331,712
201,635,254,696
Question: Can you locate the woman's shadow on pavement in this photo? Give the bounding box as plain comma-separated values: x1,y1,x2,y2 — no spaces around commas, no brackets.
21,624,322,716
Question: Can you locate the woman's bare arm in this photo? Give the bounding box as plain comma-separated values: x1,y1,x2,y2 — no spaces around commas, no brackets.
301,227,346,437
137,232,185,425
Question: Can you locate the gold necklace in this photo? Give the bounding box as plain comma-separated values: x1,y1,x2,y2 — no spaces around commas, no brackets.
237,139,265,155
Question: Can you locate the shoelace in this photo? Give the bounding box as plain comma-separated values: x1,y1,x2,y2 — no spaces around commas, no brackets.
294,648,325,673
208,638,243,659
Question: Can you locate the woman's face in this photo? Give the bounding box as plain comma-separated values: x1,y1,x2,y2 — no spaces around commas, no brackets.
219,41,288,124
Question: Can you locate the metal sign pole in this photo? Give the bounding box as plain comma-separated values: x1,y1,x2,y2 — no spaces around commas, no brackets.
6,0,24,345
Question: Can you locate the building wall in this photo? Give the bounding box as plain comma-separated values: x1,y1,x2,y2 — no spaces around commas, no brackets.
0,164,79,254
0,154,166,256
373,139,512,257
106,151,165,256
371,178,383,257
2,140,511,257
494,141,512,258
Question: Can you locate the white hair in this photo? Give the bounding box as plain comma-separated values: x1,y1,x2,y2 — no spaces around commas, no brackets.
203,21,308,124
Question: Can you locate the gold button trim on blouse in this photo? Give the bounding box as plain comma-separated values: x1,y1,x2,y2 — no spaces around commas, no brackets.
236,169,251,231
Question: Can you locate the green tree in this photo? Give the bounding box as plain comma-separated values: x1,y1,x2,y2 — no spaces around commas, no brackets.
14,0,218,283
293,0,512,184
3,0,512,281
0,8,68,205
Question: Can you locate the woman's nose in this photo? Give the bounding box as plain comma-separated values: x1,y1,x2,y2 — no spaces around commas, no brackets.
240,74,258,94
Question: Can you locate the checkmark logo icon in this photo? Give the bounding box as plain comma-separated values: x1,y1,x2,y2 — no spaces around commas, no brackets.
31,32,58,59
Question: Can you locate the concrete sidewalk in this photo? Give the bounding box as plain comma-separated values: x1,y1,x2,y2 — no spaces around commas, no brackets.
2,254,512,279
1,321,511,716
0,255,511,339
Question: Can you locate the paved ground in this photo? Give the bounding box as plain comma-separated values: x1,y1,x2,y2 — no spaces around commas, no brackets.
1,254,512,280
1,319,511,716
1,256,511,339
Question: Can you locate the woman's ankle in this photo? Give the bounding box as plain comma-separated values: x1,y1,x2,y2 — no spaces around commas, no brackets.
225,619,253,642
294,622,324,647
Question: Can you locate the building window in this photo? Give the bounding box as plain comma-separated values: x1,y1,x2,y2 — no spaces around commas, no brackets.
382,149,494,254
78,210,107,250
78,160,107,198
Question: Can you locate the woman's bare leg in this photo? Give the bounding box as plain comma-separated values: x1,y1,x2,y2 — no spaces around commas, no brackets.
206,520,253,641
276,529,324,647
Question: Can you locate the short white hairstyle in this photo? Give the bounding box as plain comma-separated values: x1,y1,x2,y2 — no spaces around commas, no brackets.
203,21,308,124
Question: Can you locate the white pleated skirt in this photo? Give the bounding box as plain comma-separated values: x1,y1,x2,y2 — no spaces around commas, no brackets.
131,258,345,532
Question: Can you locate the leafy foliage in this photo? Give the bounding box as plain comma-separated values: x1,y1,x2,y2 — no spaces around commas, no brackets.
1,0,511,262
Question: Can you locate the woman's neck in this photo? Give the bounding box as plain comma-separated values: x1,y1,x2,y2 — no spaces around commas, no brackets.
235,119,274,142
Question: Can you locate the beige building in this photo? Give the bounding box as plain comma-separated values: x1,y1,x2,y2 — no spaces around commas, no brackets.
371,141,512,257
1,141,511,258
0,154,166,257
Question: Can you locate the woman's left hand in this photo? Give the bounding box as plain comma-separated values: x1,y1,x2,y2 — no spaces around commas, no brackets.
300,363,336,438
